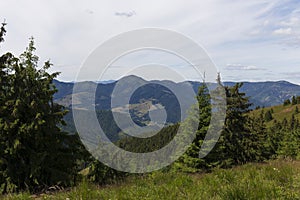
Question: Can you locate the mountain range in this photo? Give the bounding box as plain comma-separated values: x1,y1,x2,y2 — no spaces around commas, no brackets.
54,76,300,141
53,76,300,109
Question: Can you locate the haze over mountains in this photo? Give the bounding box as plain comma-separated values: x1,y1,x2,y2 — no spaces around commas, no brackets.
54,75,300,109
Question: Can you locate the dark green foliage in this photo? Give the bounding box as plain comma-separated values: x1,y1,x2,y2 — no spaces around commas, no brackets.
267,120,283,157
264,110,273,122
116,124,179,153
297,96,300,104
0,25,79,193
277,129,300,159
86,124,180,184
212,82,300,165
276,116,300,159
0,21,6,43
87,160,127,185
247,110,270,160
174,83,212,172
283,99,291,106
290,114,300,130
292,96,297,105
176,80,281,171
295,106,299,114
216,83,257,166
62,109,121,142
283,96,300,106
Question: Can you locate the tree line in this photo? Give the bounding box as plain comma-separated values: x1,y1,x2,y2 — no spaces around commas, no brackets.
118,79,300,172
283,95,300,106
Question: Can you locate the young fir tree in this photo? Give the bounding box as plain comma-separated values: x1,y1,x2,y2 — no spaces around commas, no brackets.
292,96,297,105
0,24,78,193
297,96,300,104
277,126,300,159
295,106,299,114
174,81,212,172
267,119,283,157
176,73,228,171
264,110,273,122
283,99,291,106
247,110,269,160
271,114,300,159
219,82,253,166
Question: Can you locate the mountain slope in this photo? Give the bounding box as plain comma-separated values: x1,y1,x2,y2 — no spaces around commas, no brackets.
250,103,300,126
225,81,300,107
53,77,300,109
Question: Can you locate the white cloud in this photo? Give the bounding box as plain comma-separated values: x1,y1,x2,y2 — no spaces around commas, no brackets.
225,64,263,71
280,17,299,26
0,0,300,83
273,27,292,35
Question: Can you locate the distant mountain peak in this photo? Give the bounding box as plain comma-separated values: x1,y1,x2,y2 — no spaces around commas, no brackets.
119,75,146,81
53,77,300,108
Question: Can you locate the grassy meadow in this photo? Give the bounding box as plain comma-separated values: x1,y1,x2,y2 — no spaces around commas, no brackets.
250,104,300,127
3,159,300,200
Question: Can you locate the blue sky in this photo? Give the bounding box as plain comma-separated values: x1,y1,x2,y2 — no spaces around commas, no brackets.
0,0,300,84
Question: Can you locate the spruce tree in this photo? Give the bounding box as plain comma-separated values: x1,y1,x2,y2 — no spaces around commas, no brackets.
201,73,227,168
247,110,269,160
264,110,273,122
283,99,291,106
220,83,253,165
297,96,300,104
174,82,212,172
292,96,297,105
295,106,299,114
277,116,300,157
0,24,78,193
268,120,283,157
277,128,300,159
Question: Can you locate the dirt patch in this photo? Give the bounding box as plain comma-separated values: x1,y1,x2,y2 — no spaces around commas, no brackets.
281,107,294,113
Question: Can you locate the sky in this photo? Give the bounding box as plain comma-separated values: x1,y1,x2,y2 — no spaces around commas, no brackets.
0,0,300,84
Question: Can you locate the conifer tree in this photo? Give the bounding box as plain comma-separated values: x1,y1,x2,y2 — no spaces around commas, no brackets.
268,120,283,157
247,110,269,160
283,99,291,106
277,128,300,159
292,96,297,105
264,110,273,122
220,83,252,165
297,96,300,104
174,82,212,172
0,24,78,193
295,106,299,114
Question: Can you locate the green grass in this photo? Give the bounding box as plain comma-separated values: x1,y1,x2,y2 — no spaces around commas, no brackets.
250,104,300,127
3,160,300,200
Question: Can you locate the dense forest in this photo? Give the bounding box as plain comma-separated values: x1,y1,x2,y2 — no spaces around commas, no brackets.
1,22,300,196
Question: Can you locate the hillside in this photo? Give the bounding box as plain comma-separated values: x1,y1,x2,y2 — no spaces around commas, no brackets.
250,103,300,126
225,81,300,107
